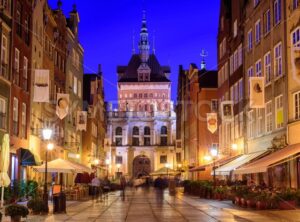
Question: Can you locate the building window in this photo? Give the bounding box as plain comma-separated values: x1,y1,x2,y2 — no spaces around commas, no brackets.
293,0,299,10
254,0,260,7
73,76,78,94
160,126,168,146
1,34,8,78
21,103,26,138
255,19,261,44
23,57,28,91
264,9,271,34
265,101,273,133
248,66,254,95
92,122,97,138
238,44,243,67
144,126,151,146
116,156,123,164
248,29,253,51
234,115,239,139
13,97,18,136
255,59,262,76
115,127,123,146
248,110,255,138
0,97,6,130
132,126,139,146
257,108,264,135
238,79,243,102
16,3,21,36
233,20,237,37
274,0,281,25
275,95,284,129
264,51,271,84
160,155,167,164
211,100,218,112
230,55,233,75
294,91,300,120
176,153,181,163
274,42,282,78
233,50,238,71
78,81,82,98
239,112,243,137
14,48,20,85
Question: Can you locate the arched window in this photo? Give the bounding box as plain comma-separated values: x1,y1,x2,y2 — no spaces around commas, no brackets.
144,126,151,146
160,126,168,146
115,127,122,146
132,126,139,146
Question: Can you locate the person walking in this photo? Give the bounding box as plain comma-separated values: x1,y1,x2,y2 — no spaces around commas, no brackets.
91,177,100,202
120,176,126,200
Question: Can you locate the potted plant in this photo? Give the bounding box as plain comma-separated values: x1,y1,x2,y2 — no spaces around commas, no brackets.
27,198,48,214
244,192,257,208
5,204,29,222
255,192,269,210
276,189,297,210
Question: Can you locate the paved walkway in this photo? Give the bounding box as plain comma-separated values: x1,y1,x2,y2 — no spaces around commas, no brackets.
2,187,300,221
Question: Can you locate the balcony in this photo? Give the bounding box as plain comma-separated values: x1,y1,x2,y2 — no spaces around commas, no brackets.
13,121,18,136
0,113,6,130
108,111,172,119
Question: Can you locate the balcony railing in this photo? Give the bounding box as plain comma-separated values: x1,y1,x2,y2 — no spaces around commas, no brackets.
0,113,6,130
13,120,18,136
108,111,172,118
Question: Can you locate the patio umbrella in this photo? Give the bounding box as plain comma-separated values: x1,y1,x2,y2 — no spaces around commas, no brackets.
0,134,11,208
150,167,180,176
33,158,79,173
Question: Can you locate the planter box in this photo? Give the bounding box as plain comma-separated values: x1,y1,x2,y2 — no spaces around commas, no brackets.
278,200,296,210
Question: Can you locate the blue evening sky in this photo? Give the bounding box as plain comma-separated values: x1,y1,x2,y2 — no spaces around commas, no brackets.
48,0,220,102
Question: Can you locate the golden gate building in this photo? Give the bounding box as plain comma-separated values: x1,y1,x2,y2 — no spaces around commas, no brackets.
106,11,179,178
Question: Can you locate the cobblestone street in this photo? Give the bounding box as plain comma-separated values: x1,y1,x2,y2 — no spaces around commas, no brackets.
3,188,300,222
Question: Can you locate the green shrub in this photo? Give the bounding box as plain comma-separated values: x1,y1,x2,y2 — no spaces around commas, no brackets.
5,204,29,218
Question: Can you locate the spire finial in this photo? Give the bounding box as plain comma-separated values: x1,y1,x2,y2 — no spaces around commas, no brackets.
139,9,150,62
132,30,136,54
153,30,156,55
57,0,62,10
200,49,208,70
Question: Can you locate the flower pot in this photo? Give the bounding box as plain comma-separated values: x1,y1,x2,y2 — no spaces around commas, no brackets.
256,201,267,210
240,198,247,207
10,215,21,222
278,200,296,210
235,196,241,205
246,199,256,208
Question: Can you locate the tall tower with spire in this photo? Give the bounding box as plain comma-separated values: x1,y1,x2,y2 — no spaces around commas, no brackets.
138,10,150,62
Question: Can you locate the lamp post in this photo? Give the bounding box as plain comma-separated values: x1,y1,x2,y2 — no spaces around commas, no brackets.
105,159,110,177
165,163,170,178
42,128,53,213
210,148,218,189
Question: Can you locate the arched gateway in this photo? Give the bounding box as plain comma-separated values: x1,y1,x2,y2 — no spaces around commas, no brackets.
133,155,151,178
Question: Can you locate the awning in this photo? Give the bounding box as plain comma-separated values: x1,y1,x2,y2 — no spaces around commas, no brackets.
18,148,41,166
189,155,242,172
214,151,267,176
235,144,300,174
33,158,89,173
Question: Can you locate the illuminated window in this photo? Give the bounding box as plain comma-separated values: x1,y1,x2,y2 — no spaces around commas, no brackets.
275,95,284,129
247,29,253,51
294,91,300,120
264,10,271,34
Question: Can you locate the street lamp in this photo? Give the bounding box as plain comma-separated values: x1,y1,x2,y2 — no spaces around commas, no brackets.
42,128,53,213
76,154,80,159
210,148,218,189
231,143,238,151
